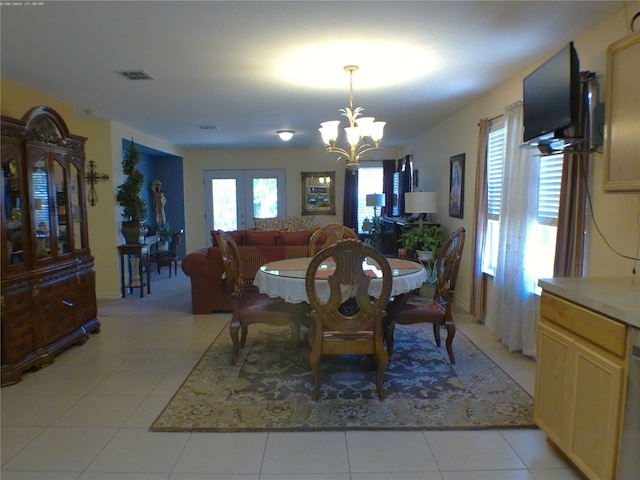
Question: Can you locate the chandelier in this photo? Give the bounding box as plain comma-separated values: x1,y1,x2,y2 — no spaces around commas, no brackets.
319,65,386,171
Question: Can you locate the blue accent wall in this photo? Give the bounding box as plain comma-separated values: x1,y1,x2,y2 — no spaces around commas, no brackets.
120,139,186,258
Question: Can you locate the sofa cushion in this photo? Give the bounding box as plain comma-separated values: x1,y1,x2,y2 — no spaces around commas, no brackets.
278,229,312,246
245,229,278,245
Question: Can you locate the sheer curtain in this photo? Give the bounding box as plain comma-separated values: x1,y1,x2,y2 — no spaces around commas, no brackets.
486,101,539,356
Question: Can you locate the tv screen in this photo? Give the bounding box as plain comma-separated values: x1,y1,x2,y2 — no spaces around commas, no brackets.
523,42,580,143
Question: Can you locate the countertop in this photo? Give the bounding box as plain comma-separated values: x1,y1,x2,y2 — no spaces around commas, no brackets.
538,276,640,329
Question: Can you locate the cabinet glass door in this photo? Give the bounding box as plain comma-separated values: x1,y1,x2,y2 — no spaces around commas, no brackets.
70,161,85,251
31,150,53,259
2,145,27,266
52,157,71,256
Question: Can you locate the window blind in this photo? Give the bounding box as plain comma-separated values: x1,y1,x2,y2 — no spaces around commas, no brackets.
538,154,563,225
486,127,505,220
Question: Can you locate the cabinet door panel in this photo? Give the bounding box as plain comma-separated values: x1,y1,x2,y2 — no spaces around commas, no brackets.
535,322,574,447
570,343,624,480
1,290,35,364
76,272,97,321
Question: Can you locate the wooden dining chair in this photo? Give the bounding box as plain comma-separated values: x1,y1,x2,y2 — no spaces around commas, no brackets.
309,223,359,256
216,231,299,365
305,239,392,401
150,228,183,277
385,227,466,364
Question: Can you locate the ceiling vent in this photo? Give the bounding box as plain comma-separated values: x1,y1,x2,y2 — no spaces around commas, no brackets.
118,70,155,81
198,125,219,131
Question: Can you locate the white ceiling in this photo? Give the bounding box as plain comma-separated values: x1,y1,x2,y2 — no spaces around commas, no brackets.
1,1,625,149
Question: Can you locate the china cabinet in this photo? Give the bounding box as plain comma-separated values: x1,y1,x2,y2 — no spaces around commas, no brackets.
1,106,99,386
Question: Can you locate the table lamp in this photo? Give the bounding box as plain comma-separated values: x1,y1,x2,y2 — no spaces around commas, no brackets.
405,192,437,226
366,193,385,218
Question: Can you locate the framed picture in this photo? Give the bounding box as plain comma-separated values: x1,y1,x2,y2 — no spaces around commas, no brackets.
301,171,336,215
449,153,465,218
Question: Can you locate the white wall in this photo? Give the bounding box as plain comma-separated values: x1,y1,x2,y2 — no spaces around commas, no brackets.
181,146,401,254
404,4,640,311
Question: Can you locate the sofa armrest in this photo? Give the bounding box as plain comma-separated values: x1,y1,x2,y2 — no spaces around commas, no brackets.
181,247,213,277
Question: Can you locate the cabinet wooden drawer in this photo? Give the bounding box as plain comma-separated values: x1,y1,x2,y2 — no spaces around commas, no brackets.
540,292,627,358
3,332,36,363
4,314,33,339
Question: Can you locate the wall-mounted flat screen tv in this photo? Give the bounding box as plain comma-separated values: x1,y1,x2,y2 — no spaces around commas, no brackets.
523,42,580,143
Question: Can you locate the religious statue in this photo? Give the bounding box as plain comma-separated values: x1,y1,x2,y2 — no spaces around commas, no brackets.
151,179,167,226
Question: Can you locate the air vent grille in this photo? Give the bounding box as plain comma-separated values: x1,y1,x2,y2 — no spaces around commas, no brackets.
118,70,155,81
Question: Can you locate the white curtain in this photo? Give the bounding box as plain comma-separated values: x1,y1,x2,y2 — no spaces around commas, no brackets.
486,101,539,356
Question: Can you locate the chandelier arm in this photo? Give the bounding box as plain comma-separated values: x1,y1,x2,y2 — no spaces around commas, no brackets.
354,144,382,158
325,145,351,158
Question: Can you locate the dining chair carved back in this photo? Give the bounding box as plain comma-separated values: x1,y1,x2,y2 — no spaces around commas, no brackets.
309,223,359,256
305,239,392,401
216,230,299,365
385,227,466,363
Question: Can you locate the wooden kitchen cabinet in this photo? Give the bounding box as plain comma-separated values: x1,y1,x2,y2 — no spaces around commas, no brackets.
1,106,99,386
535,291,628,480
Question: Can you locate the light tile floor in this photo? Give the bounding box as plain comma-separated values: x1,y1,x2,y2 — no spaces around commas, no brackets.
1,270,581,480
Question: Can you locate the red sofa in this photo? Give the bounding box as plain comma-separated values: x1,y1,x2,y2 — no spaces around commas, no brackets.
181,228,316,313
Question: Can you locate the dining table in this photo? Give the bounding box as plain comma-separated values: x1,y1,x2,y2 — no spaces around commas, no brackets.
253,256,427,304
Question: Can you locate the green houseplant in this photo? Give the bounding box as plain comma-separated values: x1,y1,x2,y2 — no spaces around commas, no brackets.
116,140,147,244
369,216,383,251
156,223,172,251
401,225,446,260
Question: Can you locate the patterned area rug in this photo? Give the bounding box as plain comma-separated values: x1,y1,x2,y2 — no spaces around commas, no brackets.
151,324,534,431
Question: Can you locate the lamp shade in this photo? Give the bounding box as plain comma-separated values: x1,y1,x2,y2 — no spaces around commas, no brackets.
366,193,385,207
405,192,437,214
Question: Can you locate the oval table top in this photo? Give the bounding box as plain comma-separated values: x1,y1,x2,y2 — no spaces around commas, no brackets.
254,256,427,304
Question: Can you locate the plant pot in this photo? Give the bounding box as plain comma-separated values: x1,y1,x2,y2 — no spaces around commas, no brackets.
158,240,170,252
121,220,145,245
416,250,433,261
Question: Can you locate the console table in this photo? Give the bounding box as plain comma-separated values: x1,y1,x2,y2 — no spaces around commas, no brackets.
118,235,158,298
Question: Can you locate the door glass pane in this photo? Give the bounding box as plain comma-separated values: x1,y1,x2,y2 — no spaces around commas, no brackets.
32,153,52,259
212,178,238,231
52,159,71,255
2,146,26,265
70,162,84,250
252,177,277,219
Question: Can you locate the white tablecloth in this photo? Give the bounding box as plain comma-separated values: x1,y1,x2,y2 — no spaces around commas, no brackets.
253,257,427,304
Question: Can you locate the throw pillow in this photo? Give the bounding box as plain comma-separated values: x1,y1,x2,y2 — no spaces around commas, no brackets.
278,229,312,245
210,229,245,246
254,217,279,230
244,229,278,245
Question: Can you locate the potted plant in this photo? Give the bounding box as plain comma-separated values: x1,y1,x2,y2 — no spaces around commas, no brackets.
156,223,172,251
400,225,446,260
116,140,147,244
369,216,383,252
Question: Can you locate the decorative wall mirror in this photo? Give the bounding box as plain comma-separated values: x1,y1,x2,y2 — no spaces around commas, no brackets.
301,171,336,215
604,30,640,192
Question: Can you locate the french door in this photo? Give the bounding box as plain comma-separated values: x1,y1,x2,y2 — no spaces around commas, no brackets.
204,169,286,236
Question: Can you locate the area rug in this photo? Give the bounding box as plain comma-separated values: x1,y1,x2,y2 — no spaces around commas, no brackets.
151,324,534,432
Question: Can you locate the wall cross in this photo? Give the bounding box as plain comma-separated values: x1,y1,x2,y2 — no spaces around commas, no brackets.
84,160,110,206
